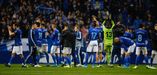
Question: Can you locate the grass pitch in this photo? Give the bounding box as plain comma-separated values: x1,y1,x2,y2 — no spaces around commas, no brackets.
0,64,156,75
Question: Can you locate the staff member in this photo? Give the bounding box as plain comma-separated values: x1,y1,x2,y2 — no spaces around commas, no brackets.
149,24,157,69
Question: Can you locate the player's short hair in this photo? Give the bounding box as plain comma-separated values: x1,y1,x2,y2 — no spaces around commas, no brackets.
139,23,145,28
35,22,40,27
93,21,97,27
105,19,112,28
52,23,57,28
154,24,157,30
13,23,19,27
105,19,111,24
114,37,120,45
75,24,80,29
41,23,46,27
63,22,68,27
32,22,36,26
41,23,45,26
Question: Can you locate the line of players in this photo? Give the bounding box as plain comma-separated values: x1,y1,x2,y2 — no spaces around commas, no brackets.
5,17,157,69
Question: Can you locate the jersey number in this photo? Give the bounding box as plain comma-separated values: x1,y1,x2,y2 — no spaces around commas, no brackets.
106,32,112,38
91,32,97,39
138,34,142,42
39,32,42,39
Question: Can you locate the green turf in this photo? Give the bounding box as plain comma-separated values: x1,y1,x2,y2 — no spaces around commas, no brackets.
0,64,156,75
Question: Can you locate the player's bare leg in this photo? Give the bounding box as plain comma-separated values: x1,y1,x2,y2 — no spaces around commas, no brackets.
96,52,103,67
96,44,102,67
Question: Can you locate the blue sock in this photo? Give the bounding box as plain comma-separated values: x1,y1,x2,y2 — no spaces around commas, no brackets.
56,55,61,65
92,53,96,66
62,56,65,64
121,55,124,65
135,56,140,66
64,56,70,65
66,56,71,65
63,56,68,65
52,55,56,65
44,52,49,64
61,56,64,64
85,53,89,66
150,57,153,66
124,56,130,67
21,57,25,64
8,56,14,65
36,55,40,64
144,56,148,65
58,56,61,64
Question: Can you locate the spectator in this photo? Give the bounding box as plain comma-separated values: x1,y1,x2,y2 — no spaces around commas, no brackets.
0,0,156,41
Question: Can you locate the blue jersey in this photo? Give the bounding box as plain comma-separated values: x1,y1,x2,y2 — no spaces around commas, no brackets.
135,29,148,47
14,29,22,46
88,28,99,41
119,36,134,47
123,31,133,39
34,28,43,47
50,29,60,46
42,28,48,44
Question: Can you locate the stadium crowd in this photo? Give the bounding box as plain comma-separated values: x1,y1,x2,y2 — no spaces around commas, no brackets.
0,0,157,69
0,0,157,40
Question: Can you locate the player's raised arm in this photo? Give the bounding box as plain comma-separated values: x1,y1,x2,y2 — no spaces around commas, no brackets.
111,20,115,28
102,20,106,28
92,15,99,26
8,25,15,36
